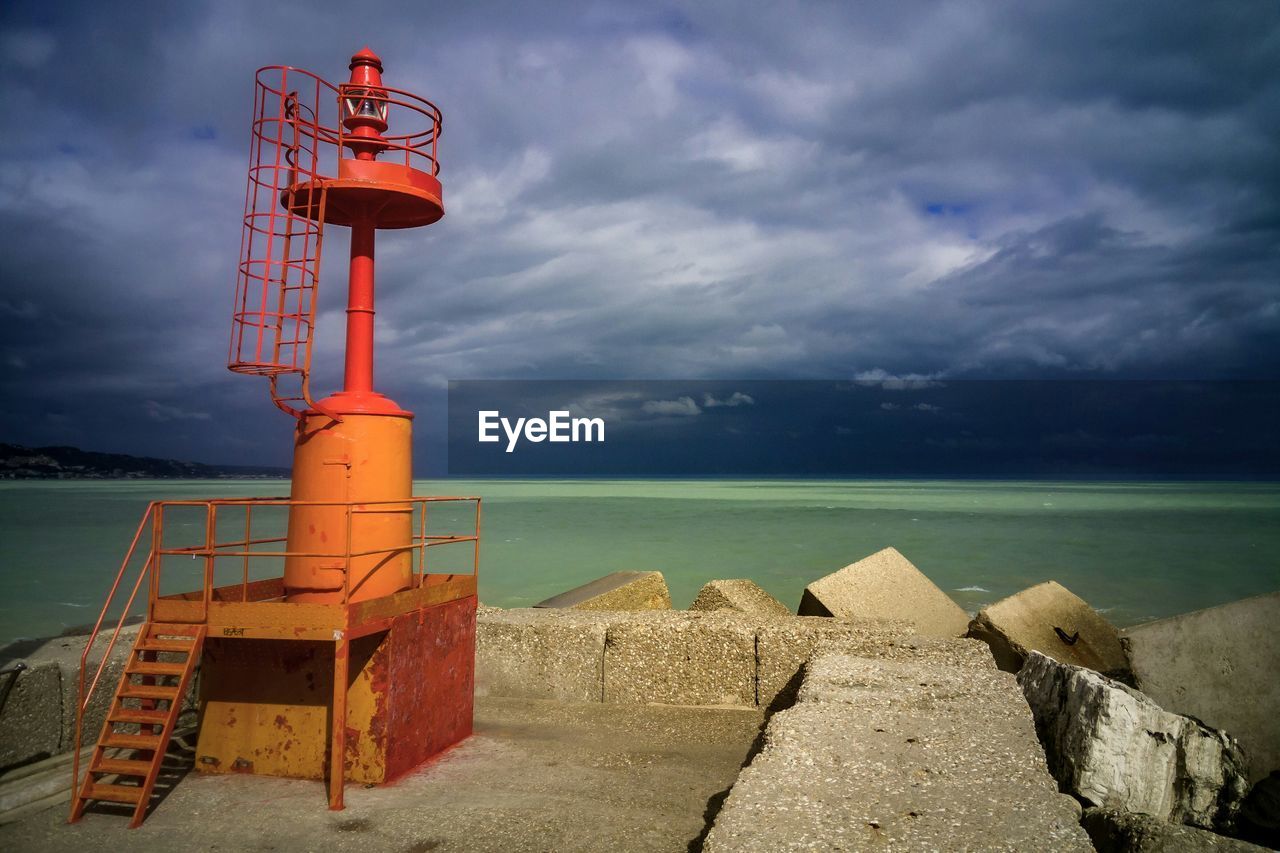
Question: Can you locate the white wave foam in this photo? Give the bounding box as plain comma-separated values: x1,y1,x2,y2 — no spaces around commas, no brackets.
58,601,91,608
954,586,989,593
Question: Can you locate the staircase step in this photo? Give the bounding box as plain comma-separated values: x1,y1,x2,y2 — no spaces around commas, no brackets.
127,660,187,677
119,683,180,700
137,638,195,652
101,731,163,751
109,708,170,725
72,621,206,828
91,757,152,777
83,782,144,804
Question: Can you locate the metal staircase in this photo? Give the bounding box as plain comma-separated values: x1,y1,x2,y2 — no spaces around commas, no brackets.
69,622,206,828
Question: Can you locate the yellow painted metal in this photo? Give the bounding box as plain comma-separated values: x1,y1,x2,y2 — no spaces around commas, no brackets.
284,413,414,603
195,639,332,780
195,635,391,784
343,634,388,784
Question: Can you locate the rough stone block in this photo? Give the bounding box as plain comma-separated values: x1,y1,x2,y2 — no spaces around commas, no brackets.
0,663,62,771
797,547,969,636
968,580,1132,680
1238,770,1280,849
45,626,144,754
755,616,990,710
688,579,791,618
475,608,610,702
1082,807,1270,852
704,653,1091,852
1019,651,1249,831
603,612,756,706
535,570,671,611
1123,591,1280,782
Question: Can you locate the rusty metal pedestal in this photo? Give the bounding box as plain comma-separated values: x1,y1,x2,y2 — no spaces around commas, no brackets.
195,577,475,807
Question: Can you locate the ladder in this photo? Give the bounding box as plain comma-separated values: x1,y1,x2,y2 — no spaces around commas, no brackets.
70,622,206,827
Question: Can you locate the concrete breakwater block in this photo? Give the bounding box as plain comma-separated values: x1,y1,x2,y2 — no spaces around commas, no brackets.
0,745,93,826
1018,651,1249,831
797,547,969,637
477,609,998,710
968,581,1131,679
477,609,758,706
754,617,992,710
1081,807,1271,853
603,612,757,706
703,653,1091,851
0,663,61,772
689,579,791,618
534,570,672,611
475,608,612,702
0,625,147,772
1123,591,1280,783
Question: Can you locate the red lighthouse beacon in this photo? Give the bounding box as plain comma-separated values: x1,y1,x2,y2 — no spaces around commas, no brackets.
69,50,480,827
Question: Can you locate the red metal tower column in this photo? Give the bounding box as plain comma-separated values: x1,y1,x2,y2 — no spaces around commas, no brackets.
344,216,376,396
281,48,438,604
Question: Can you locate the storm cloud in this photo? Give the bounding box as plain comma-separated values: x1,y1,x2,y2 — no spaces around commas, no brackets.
1,1,1277,470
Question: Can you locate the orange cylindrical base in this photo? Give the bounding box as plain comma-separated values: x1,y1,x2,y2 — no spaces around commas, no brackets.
284,410,413,603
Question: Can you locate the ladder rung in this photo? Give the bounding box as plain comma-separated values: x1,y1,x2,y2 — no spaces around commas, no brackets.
83,782,144,804
92,757,152,777
101,731,163,751
128,661,187,676
109,708,170,725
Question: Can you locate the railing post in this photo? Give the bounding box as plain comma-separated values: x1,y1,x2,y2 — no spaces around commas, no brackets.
242,504,252,602
203,503,216,620
474,498,482,576
343,501,353,602
421,499,429,581
417,499,426,587
150,504,164,621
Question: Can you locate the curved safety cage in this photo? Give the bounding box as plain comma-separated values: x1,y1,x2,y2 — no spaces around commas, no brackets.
227,65,443,417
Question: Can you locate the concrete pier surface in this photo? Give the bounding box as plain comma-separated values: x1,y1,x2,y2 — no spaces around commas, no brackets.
3,604,1104,850
0,697,764,852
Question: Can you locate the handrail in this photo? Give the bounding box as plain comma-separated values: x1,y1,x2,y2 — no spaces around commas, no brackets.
70,501,158,812
153,496,481,601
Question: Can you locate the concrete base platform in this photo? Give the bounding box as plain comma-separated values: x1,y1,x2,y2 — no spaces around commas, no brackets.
0,697,763,853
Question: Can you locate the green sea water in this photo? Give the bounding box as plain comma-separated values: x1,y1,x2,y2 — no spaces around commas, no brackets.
1,479,1278,646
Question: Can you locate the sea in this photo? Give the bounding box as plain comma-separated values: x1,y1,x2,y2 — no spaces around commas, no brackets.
1,478,1278,647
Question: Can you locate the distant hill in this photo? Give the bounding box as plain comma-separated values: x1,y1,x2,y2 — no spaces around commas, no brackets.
0,443,289,480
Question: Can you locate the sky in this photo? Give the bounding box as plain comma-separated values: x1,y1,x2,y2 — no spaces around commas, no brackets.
0,1,1277,472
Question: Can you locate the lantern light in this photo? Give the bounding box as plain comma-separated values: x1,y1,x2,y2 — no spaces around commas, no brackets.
344,89,388,122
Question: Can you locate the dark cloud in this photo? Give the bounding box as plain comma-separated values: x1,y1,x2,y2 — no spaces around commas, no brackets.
0,1,1277,470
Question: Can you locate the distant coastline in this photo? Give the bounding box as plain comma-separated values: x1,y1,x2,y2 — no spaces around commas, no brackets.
0,442,288,480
